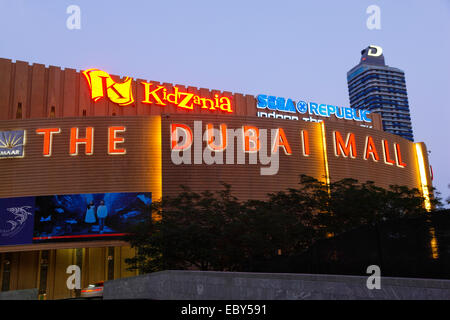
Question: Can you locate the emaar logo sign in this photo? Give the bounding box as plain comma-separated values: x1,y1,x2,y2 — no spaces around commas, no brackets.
0,130,26,159
256,94,372,124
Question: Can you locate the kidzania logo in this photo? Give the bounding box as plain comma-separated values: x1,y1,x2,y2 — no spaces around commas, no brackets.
83,68,134,106
256,94,372,123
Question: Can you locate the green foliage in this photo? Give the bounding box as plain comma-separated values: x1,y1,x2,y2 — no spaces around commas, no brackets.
125,176,441,274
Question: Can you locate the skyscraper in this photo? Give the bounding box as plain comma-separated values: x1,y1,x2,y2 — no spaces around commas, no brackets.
347,45,414,141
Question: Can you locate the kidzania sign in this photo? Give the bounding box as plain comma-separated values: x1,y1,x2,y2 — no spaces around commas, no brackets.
256,94,372,123
82,68,233,113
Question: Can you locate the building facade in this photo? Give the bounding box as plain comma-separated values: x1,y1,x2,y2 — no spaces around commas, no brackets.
347,45,414,141
0,58,432,299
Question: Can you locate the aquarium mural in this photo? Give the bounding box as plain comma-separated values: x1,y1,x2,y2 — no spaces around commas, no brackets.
32,192,151,242
0,196,35,246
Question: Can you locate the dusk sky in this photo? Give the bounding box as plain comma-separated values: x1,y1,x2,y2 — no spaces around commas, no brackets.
1,0,449,205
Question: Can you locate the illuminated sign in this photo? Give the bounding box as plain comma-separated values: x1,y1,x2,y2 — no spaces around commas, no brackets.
141,83,232,113
169,121,408,176
35,126,126,157
82,68,233,113
367,45,383,57
256,94,372,124
415,143,431,211
83,68,134,106
0,130,26,159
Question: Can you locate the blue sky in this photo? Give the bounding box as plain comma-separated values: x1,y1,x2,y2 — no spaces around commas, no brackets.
0,0,449,205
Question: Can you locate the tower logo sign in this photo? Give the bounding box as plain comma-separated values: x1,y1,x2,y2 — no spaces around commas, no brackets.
367,45,383,57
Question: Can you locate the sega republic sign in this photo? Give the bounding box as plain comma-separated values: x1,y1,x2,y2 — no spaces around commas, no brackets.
256,94,372,126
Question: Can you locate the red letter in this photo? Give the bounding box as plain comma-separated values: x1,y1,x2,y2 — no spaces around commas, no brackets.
108,126,126,155
171,124,192,150
395,143,407,167
272,128,292,155
206,124,227,151
382,140,396,165
334,131,357,158
70,127,94,155
243,126,260,152
301,130,310,156
364,136,379,161
36,128,61,157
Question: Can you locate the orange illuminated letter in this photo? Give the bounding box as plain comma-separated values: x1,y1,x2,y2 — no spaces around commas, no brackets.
301,130,310,156
243,126,260,152
364,136,379,161
206,124,227,151
171,124,193,150
70,127,94,155
108,126,126,155
334,131,357,158
395,143,407,168
272,128,292,155
36,128,61,157
382,140,396,165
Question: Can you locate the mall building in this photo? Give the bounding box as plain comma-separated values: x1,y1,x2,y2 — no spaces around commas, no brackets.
0,58,433,299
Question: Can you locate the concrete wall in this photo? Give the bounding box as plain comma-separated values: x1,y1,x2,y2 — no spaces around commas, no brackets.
103,270,450,300
0,288,37,300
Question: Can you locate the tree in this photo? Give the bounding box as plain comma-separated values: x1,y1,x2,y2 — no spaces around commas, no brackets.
125,176,440,274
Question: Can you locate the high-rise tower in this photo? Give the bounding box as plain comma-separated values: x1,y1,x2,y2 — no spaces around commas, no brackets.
347,45,414,141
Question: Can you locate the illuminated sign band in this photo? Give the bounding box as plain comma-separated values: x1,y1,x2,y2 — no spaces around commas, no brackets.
170,121,407,174
82,69,233,113
256,94,372,123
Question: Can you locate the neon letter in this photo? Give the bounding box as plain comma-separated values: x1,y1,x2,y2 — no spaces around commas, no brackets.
301,130,310,156
395,143,407,167
206,124,227,151
108,126,126,155
382,140,396,165
171,124,193,150
364,136,379,161
141,82,167,106
70,127,94,155
243,126,260,152
334,131,357,158
272,128,292,155
36,128,61,157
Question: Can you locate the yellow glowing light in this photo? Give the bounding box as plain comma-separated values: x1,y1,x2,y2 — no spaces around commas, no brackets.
429,227,439,260
320,122,330,189
415,143,431,212
150,116,162,221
